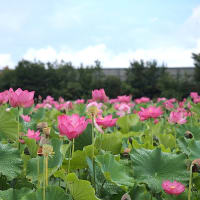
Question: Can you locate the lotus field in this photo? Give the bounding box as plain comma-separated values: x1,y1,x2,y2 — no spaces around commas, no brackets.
1,88,200,200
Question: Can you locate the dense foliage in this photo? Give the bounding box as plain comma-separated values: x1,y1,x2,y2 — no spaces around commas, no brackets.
0,54,200,100
0,88,200,199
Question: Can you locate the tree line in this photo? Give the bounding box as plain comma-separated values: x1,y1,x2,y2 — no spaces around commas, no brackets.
0,53,199,101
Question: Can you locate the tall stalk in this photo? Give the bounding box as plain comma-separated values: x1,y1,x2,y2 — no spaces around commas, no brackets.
17,107,20,150
37,157,40,188
43,157,46,200
42,144,53,200
188,164,193,200
45,156,48,186
68,141,73,174
92,116,96,192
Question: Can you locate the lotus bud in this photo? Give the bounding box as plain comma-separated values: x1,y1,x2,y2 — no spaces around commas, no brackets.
121,193,131,200
124,148,131,153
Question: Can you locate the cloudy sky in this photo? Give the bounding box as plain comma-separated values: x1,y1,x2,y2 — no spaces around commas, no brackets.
0,0,200,68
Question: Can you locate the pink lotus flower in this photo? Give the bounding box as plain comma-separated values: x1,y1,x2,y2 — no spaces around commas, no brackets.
162,180,185,195
0,90,9,104
163,100,174,110
43,95,54,104
154,119,159,124
117,95,131,103
96,115,117,128
115,103,131,117
9,88,34,108
54,101,73,111
109,98,118,104
157,97,167,102
92,89,109,102
138,106,163,121
168,98,176,103
187,102,192,109
190,92,198,99
86,102,103,116
168,111,187,124
58,97,65,103
178,98,186,108
135,97,150,104
75,99,85,104
21,114,31,122
58,114,88,140
193,97,200,104
27,129,41,141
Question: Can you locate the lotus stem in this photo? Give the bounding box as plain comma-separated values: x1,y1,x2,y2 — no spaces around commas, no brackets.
188,164,193,200
68,141,72,174
17,107,20,150
37,157,40,188
92,116,96,192
72,138,75,158
43,156,46,200
174,125,177,149
45,156,48,186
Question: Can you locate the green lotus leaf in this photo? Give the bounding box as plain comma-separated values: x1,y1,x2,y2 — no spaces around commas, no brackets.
95,132,122,154
116,114,139,133
73,104,86,117
21,120,36,133
176,125,200,140
22,186,69,200
31,108,45,121
23,137,38,158
0,107,18,141
129,184,151,200
26,138,63,182
162,189,188,200
63,145,93,170
74,124,92,151
0,188,31,200
158,133,176,149
130,148,189,192
0,142,22,180
96,153,134,189
177,137,190,155
188,140,200,160
66,173,99,200
131,138,154,150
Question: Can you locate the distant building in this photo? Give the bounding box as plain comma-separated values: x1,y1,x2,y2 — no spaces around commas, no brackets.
102,67,194,80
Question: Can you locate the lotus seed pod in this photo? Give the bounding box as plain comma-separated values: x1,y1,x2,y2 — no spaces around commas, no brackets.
43,127,51,136
39,135,50,146
192,159,200,166
37,122,48,130
87,106,99,117
42,144,54,157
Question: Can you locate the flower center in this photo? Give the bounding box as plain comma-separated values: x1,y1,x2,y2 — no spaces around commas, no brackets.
170,186,176,189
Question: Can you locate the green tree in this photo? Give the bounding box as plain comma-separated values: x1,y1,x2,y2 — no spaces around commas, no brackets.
126,60,166,98
15,60,47,98
0,67,16,91
103,75,122,98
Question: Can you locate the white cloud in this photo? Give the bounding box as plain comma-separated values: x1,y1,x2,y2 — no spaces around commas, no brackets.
0,54,14,68
23,40,200,68
182,5,200,42
149,17,159,23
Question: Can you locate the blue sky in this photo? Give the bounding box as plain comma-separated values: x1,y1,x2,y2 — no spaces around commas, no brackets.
0,0,200,68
